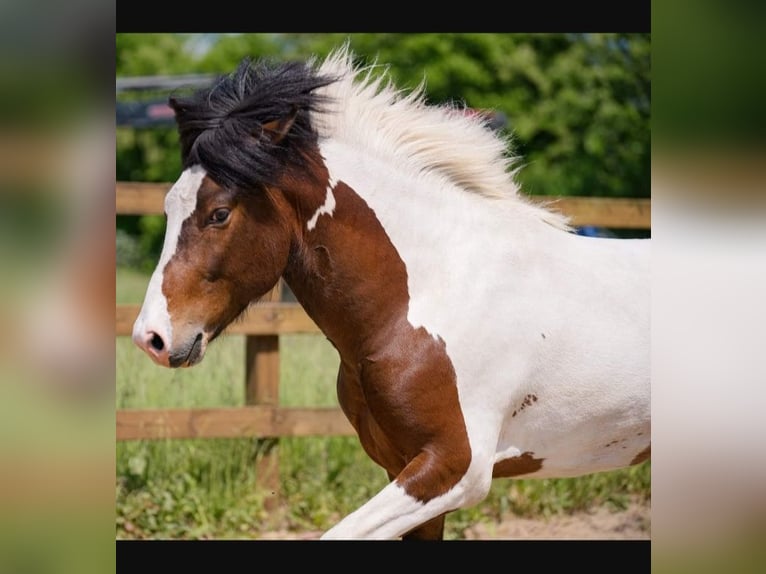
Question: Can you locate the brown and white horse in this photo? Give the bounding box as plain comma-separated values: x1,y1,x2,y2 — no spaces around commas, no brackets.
132,46,650,540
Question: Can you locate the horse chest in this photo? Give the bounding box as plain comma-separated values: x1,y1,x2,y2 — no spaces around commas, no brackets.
334,332,472,476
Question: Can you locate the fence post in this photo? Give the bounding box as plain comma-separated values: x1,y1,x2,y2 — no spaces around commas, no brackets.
245,281,283,511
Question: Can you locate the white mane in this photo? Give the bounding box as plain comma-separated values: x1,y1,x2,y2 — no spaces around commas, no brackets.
312,45,572,231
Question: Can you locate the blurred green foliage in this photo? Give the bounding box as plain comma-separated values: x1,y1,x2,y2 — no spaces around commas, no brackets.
116,33,650,267
652,0,766,147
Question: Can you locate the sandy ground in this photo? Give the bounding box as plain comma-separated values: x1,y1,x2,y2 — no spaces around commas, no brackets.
257,501,651,540
463,501,650,540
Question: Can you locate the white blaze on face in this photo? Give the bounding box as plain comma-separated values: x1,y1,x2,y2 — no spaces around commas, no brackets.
132,165,207,351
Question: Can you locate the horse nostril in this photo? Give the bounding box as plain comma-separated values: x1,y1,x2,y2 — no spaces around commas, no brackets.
149,332,165,352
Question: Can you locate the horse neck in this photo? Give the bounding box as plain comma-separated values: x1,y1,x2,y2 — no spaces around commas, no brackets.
281,165,411,359
281,139,552,360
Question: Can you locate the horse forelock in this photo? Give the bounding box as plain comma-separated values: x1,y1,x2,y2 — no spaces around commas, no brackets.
169,57,337,192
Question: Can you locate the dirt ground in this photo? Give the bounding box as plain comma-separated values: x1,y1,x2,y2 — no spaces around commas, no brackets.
257,501,651,540
463,501,650,540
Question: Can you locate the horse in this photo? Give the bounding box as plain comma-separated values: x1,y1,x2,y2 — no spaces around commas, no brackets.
131,45,650,540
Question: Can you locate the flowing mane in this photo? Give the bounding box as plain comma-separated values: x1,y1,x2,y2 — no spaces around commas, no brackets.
313,45,571,230
170,44,571,230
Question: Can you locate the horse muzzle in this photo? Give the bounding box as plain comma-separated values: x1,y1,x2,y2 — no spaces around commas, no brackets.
132,325,208,368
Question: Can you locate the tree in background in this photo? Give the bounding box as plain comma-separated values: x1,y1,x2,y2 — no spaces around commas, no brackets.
116,33,650,268
275,33,649,199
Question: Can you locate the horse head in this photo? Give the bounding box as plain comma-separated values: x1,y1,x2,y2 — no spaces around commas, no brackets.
132,59,334,367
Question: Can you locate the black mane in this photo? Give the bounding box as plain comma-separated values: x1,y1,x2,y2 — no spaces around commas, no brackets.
169,58,337,190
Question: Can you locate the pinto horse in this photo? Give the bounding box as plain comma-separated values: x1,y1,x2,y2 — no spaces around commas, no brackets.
132,46,650,540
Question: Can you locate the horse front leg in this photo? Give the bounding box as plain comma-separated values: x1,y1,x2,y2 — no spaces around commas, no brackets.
320,449,485,540
383,471,446,540
324,340,486,539
402,514,446,540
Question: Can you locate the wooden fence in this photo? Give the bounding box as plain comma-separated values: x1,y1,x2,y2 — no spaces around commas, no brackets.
116,182,650,495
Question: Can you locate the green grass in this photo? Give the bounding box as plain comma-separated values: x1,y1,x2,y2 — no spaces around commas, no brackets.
116,266,650,539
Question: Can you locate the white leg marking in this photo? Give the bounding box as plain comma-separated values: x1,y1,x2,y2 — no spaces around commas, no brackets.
320,471,490,540
307,175,338,231
320,482,440,540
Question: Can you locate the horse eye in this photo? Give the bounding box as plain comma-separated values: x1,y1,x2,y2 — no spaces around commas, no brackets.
208,208,230,225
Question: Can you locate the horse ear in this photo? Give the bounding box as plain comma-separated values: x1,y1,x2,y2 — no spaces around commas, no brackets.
261,107,298,144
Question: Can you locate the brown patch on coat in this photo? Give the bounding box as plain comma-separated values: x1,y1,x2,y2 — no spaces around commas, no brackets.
492,452,544,478
282,174,472,504
630,444,651,466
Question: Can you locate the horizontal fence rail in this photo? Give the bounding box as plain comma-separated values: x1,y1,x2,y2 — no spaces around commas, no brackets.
116,182,650,445
116,302,320,337
118,406,354,441
116,182,651,229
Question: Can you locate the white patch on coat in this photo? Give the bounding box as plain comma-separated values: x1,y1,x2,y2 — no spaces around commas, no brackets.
307,175,338,231
321,477,486,540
